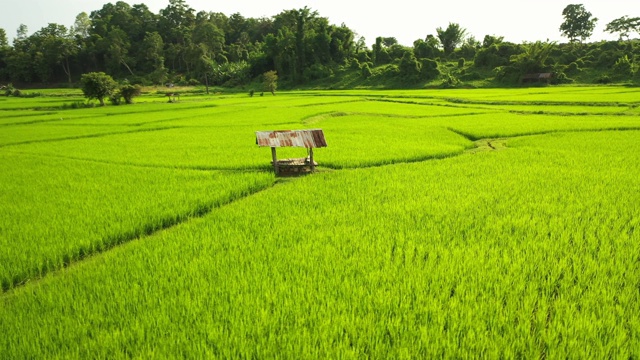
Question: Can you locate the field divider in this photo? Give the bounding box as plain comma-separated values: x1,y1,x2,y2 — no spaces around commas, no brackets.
1,179,280,294
447,126,640,142
0,126,186,148
4,150,272,173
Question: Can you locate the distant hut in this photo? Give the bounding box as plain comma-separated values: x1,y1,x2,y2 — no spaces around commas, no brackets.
256,129,327,176
520,72,554,84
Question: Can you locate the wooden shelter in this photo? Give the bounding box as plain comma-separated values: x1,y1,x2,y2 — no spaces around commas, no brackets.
256,129,327,176
520,73,554,84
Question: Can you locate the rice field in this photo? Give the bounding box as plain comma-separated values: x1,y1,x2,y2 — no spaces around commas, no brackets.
1,86,639,358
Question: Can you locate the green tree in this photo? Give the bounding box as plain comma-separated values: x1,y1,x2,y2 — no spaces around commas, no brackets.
32,23,77,83
16,24,28,41
71,12,92,39
0,28,9,81
119,84,142,104
482,35,504,48
0,28,8,48
80,72,117,106
263,70,277,95
503,41,555,82
355,36,367,53
436,23,466,56
605,16,640,40
559,4,598,43
141,31,167,84
413,35,441,59
382,37,397,47
398,50,421,81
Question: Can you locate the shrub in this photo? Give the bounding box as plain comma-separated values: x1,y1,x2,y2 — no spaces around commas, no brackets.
420,59,441,80
80,72,118,106
613,55,634,77
119,84,142,104
361,63,373,78
440,73,461,88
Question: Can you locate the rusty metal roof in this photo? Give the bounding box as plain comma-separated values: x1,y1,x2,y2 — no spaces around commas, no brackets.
256,129,327,148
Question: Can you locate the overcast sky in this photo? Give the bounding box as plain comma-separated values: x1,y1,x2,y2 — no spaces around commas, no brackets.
2,0,640,46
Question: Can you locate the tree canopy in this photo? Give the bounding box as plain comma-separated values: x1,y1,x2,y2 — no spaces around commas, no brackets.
559,4,598,43
436,23,467,56
0,2,638,88
80,72,117,106
605,16,640,40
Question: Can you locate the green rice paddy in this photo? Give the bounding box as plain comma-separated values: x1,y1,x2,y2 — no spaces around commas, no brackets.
1,86,639,357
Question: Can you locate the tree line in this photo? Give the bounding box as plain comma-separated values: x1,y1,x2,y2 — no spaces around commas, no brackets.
0,1,638,88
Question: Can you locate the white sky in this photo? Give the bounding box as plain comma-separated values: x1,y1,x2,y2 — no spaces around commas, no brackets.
2,0,640,47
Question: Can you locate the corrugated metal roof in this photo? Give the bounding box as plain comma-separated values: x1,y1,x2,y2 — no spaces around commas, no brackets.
256,129,327,148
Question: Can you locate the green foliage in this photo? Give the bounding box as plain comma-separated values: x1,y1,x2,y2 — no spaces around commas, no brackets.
360,62,373,78
304,63,333,80
482,35,504,48
559,4,598,43
3,83,14,96
440,72,461,88
436,23,467,56
119,84,142,104
420,58,441,80
494,41,556,83
605,16,640,40
398,51,421,81
413,35,441,60
80,72,118,106
474,42,519,69
263,70,278,95
612,55,636,77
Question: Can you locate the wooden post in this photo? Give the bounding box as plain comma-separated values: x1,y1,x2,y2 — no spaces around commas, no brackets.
309,147,315,172
271,147,278,175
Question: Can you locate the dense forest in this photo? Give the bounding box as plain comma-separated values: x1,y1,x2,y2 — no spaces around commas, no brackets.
0,0,639,89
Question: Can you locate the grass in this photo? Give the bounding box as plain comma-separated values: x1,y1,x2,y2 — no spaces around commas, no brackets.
0,86,639,357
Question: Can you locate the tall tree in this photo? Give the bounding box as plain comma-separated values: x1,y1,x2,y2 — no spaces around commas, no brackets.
436,23,466,56
559,4,598,43
0,28,9,81
141,31,167,83
0,28,9,48
32,23,77,83
413,35,441,59
16,24,29,41
159,0,196,72
605,16,640,41
71,12,92,39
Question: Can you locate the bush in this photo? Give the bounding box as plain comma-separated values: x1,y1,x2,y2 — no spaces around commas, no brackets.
458,58,465,68
80,72,118,106
613,55,634,77
566,61,583,75
120,84,142,104
420,59,441,80
361,63,373,78
440,73,461,88
304,64,333,81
